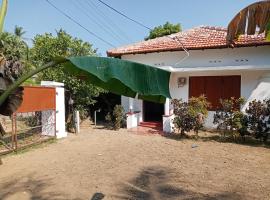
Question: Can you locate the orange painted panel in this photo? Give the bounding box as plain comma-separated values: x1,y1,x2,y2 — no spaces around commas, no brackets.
17,86,56,113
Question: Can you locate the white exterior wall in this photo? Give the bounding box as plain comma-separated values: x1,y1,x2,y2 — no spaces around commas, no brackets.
121,96,143,112
120,46,270,130
121,46,270,69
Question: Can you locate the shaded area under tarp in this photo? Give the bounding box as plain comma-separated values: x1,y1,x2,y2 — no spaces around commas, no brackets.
64,56,171,103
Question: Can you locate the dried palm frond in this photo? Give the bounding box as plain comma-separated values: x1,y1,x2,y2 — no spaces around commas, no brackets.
227,1,270,44
0,87,23,116
0,55,24,116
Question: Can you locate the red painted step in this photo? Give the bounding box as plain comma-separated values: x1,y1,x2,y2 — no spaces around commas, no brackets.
139,121,162,128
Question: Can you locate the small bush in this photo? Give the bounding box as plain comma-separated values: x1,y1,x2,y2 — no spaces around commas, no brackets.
79,109,90,121
213,97,246,139
189,95,210,134
106,105,126,130
246,99,270,142
105,112,112,124
172,99,193,135
213,97,270,143
24,112,42,127
172,95,210,135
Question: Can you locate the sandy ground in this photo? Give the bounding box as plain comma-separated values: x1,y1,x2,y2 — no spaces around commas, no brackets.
0,127,270,200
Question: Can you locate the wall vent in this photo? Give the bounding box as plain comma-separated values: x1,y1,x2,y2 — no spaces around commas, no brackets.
209,60,222,63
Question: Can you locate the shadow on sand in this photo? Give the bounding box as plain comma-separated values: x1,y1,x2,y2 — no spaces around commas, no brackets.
113,166,243,200
0,175,79,200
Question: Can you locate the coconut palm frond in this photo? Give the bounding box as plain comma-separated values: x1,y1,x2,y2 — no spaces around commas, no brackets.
14,25,26,37
227,1,270,44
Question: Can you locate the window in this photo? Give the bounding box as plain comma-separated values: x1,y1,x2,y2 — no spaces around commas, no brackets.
189,76,241,110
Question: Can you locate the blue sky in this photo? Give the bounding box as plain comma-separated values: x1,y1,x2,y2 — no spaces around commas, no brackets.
5,0,255,55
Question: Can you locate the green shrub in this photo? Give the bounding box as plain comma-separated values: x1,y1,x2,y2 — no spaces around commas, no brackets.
213,97,246,139
189,95,210,134
24,112,41,127
246,99,270,142
105,105,126,130
79,109,89,121
172,95,210,135
172,99,193,135
105,112,112,127
214,97,270,143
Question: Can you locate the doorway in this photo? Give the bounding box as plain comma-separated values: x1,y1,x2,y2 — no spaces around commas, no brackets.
143,101,164,122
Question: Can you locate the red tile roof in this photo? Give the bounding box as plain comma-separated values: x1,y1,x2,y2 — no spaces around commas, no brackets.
107,26,270,57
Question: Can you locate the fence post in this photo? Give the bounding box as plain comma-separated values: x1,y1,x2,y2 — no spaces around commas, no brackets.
74,110,80,134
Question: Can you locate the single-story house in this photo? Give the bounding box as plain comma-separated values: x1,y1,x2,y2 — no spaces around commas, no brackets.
107,26,270,132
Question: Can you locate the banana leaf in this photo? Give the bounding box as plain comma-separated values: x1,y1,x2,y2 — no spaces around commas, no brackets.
0,56,171,111
65,56,171,103
0,0,7,33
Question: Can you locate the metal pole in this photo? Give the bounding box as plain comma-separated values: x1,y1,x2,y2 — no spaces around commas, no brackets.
94,109,101,127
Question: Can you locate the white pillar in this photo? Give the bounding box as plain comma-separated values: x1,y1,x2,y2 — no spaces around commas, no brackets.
163,98,174,133
129,97,134,112
41,81,66,139
163,114,174,133
164,98,170,115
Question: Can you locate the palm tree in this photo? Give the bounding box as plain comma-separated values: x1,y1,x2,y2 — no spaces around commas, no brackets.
14,25,26,38
227,1,270,44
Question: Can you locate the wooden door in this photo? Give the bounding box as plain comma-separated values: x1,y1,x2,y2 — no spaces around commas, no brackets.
189,76,241,110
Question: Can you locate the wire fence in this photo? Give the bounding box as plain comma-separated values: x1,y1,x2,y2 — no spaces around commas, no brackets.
0,110,56,155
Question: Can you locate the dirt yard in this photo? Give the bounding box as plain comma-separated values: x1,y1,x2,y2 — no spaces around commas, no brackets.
0,127,270,200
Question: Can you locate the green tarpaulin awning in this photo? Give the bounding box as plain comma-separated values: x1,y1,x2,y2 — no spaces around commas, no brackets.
65,56,171,103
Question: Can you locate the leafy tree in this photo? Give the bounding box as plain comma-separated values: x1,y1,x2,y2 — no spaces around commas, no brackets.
0,31,29,116
30,29,106,111
0,31,33,78
0,32,26,60
0,31,27,138
145,22,181,40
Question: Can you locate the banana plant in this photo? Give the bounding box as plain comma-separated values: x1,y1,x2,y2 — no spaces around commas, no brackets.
0,56,171,109
0,58,67,113
0,0,7,33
